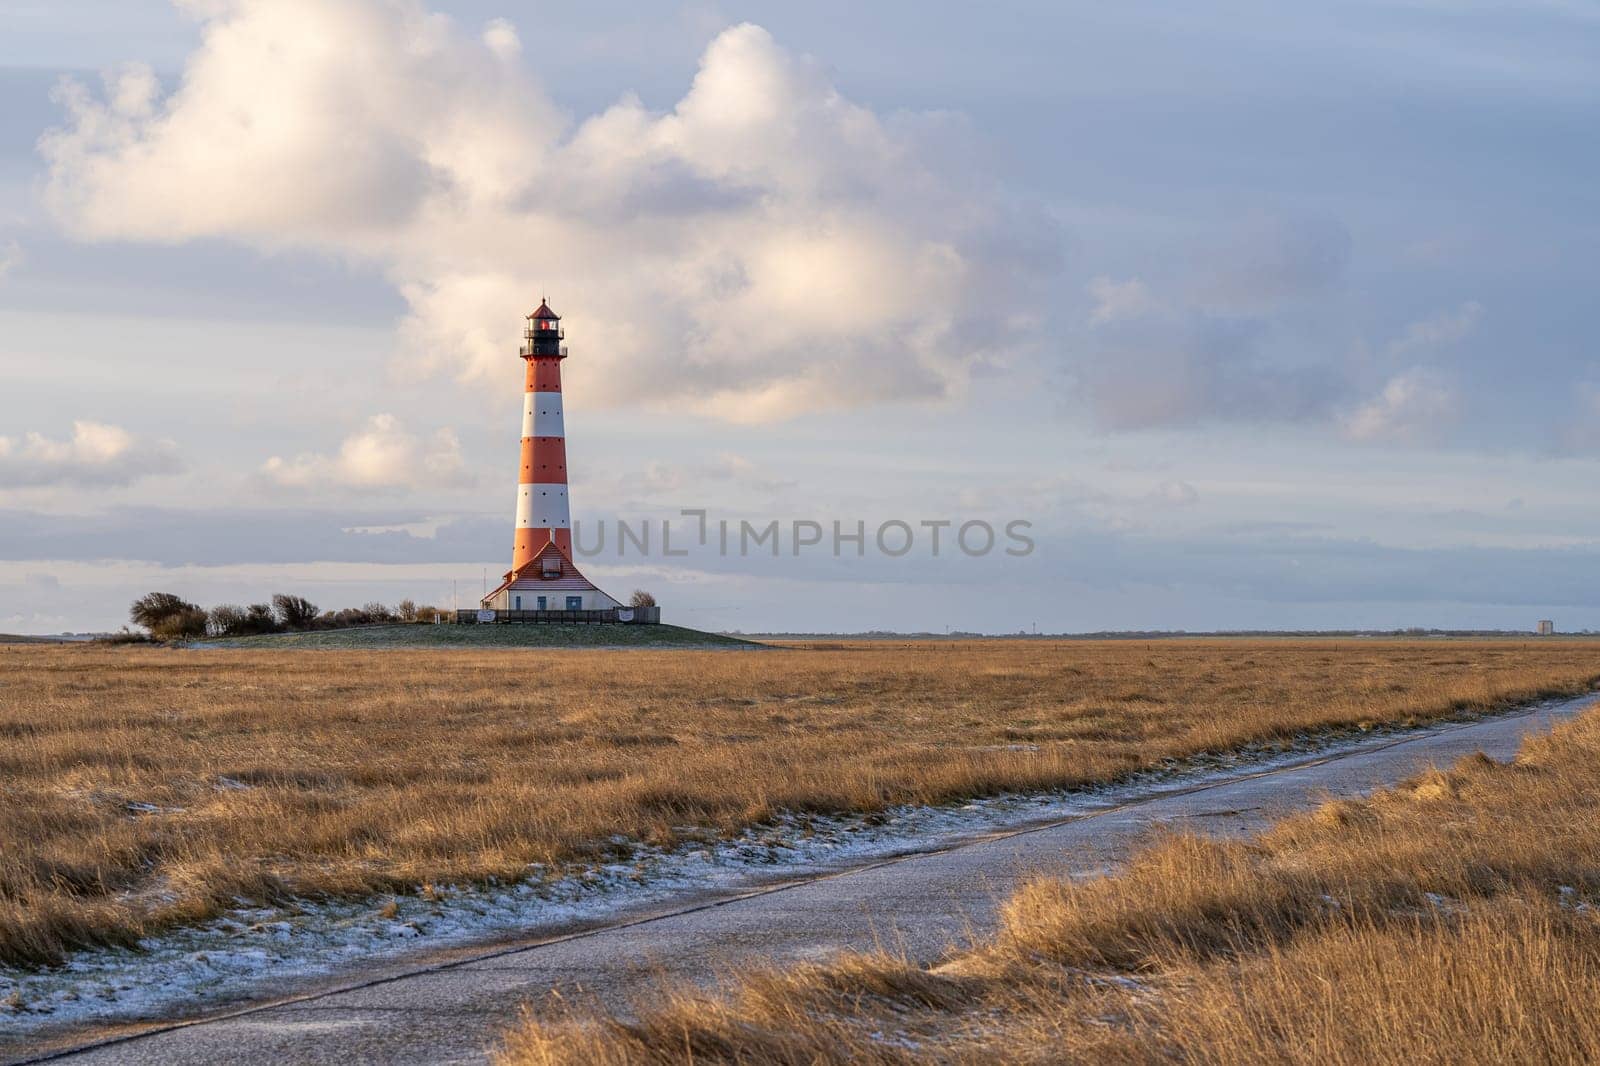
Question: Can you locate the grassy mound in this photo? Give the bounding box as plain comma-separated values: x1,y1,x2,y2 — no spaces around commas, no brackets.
201,623,758,649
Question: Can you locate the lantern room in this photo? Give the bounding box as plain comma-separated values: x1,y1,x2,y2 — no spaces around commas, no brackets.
520,300,566,358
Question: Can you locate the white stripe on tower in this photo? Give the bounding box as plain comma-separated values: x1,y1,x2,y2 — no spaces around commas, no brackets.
514,485,569,528
531,390,563,435
527,391,565,438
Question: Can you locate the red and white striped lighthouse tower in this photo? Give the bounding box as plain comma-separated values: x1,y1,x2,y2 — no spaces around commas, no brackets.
513,300,571,563
482,300,621,614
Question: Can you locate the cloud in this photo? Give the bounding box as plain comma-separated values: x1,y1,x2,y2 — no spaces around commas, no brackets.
0,421,182,488
0,239,22,282
1065,214,1367,432
1556,383,1600,453
40,3,1052,423
481,17,520,60
0,506,502,566
1341,368,1460,442
1387,301,1483,357
1087,276,1156,325
1068,227,1480,443
1195,215,1351,313
1151,479,1199,506
608,451,799,502
261,414,469,491
1079,313,1342,431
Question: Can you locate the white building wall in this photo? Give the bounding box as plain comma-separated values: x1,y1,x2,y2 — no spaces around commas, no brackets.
486,588,620,611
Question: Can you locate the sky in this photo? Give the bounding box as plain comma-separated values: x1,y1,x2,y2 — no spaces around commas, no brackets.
1,0,1598,634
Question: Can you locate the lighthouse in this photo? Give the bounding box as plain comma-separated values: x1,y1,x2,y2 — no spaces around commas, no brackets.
480,301,630,619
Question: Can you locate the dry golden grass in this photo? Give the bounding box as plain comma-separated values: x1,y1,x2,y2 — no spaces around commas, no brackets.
2,639,1597,975
495,670,1600,1066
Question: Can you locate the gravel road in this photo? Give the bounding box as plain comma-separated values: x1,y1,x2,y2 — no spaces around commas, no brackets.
14,692,1595,1066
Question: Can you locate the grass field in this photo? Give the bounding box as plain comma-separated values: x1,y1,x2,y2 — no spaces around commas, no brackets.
497,690,1600,1065
201,622,754,649
2,639,1597,972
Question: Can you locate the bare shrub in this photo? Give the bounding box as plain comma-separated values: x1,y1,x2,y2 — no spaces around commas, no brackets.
244,603,278,634
209,604,281,638
629,589,657,607
129,592,201,634
150,607,208,641
315,603,400,629
271,594,319,631
361,602,397,623
207,604,246,637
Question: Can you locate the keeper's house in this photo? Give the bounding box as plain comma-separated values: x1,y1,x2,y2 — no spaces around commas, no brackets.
482,540,620,614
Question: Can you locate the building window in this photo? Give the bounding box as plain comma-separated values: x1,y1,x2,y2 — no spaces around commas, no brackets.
566,596,583,610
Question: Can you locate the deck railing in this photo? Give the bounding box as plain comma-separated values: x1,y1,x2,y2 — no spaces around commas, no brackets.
454,606,660,625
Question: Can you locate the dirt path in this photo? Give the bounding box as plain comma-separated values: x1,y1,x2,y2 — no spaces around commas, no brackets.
11,693,1595,1066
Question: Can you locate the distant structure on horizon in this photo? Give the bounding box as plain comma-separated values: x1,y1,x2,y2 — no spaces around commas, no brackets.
474,300,655,624
1537,619,1555,635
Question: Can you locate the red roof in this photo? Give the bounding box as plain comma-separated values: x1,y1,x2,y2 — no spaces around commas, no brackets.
483,537,618,605
508,542,600,591
526,300,560,320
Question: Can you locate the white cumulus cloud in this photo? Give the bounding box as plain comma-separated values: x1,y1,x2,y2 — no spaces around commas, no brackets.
261,414,469,491
40,2,1050,423
1342,368,1460,443
0,421,182,487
